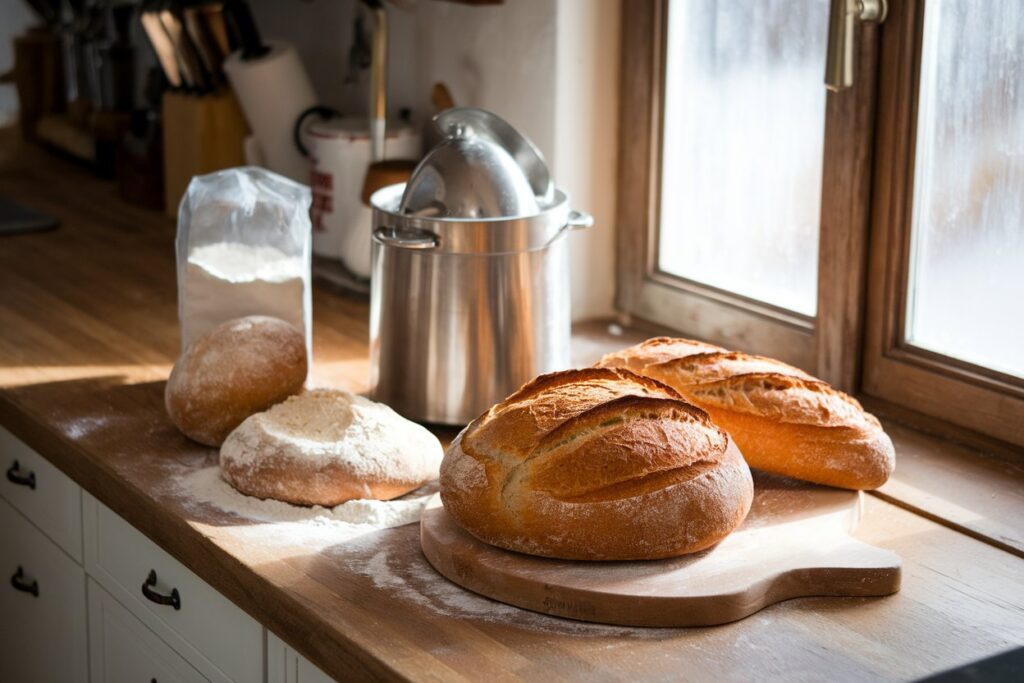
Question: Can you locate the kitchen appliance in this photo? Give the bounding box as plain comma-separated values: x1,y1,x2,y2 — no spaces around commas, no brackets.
369,108,592,425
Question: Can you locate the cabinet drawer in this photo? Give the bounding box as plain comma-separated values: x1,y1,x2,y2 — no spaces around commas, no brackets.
0,497,88,683
89,578,209,683
0,426,83,562
84,492,264,683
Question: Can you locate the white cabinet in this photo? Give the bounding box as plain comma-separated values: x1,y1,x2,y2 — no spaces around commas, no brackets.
0,496,88,683
267,631,338,683
83,492,265,683
0,430,333,683
88,578,209,683
0,426,83,561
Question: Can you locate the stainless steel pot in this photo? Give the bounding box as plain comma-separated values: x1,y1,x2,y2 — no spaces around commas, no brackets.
369,183,592,424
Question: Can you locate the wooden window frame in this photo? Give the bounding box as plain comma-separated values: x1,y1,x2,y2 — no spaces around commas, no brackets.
615,0,880,392
862,0,1024,448
616,0,1023,451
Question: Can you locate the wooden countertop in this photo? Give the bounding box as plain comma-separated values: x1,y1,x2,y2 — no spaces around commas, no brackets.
1,134,1022,681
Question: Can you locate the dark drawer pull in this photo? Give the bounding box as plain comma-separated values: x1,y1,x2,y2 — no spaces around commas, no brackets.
141,570,180,610
11,566,39,597
6,460,36,489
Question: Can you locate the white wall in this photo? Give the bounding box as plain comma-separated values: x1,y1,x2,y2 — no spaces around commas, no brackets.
411,0,618,321
554,0,620,321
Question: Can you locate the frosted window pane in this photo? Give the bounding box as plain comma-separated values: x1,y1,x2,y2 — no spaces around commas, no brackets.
657,0,828,316
907,0,1024,378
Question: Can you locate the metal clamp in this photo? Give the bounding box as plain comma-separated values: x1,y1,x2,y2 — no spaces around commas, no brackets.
10,566,39,597
141,570,181,610
6,460,36,489
373,226,440,250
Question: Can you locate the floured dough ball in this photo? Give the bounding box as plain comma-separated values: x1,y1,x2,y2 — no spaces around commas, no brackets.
165,316,307,447
219,389,444,506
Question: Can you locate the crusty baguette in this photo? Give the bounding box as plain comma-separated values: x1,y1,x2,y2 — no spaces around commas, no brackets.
598,345,894,490
440,368,754,561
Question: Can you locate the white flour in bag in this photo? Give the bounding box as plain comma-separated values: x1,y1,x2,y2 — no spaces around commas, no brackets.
182,242,308,349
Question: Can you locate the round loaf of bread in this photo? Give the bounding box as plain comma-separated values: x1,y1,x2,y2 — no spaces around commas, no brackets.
220,389,443,506
600,342,895,490
440,368,754,561
165,316,307,447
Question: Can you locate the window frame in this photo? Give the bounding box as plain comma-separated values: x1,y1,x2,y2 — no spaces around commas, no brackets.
615,0,880,391
615,0,1024,449
862,0,1024,447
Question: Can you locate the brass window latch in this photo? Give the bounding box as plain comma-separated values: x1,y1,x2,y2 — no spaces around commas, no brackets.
826,0,887,91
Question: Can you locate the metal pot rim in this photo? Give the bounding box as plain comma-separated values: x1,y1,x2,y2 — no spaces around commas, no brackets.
370,183,591,254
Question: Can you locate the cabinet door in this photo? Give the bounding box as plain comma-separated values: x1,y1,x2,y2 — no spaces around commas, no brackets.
0,426,83,561
88,578,209,683
0,497,87,683
83,492,264,683
267,631,337,683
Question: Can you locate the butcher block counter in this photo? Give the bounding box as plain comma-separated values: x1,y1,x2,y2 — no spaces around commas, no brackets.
1,133,1022,682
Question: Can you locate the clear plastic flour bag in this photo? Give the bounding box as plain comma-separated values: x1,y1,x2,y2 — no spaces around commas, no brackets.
176,167,312,359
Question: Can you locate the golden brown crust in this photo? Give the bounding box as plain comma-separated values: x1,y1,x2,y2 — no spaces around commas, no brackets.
165,316,307,446
439,369,753,560
595,337,725,375
600,342,895,490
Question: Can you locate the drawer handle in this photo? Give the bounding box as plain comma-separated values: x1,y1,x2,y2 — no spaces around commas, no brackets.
6,460,36,489
10,566,39,597
141,570,181,610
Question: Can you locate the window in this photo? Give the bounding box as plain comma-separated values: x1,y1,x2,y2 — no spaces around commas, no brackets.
617,0,1024,448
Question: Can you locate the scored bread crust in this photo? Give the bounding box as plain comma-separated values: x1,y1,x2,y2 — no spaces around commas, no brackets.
596,336,725,375
602,346,895,490
439,368,754,561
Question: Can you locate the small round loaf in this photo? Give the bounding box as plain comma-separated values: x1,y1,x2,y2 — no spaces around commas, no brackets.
440,368,754,561
220,389,443,506
165,316,307,447
600,342,895,490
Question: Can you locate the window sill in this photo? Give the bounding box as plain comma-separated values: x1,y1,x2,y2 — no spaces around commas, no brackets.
573,319,1024,558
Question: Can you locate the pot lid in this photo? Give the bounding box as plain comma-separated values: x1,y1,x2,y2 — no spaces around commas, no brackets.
399,108,554,219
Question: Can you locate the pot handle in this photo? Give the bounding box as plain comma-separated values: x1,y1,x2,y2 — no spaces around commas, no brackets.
566,210,594,231
373,227,440,250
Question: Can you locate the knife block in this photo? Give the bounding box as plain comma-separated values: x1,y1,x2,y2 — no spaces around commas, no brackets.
162,90,249,216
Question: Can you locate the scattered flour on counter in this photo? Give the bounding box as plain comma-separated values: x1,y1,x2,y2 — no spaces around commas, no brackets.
173,466,434,543
340,543,682,639
60,416,112,440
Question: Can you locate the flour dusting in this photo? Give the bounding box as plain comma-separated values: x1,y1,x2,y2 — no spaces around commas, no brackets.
341,543,680,638
173,466,434,536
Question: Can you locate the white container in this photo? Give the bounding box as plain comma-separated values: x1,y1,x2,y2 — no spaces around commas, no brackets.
307,118,420,277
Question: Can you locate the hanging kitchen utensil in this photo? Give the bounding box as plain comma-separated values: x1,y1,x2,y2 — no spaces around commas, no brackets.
359,0,418,206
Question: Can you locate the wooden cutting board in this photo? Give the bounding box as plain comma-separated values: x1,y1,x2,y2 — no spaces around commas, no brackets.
420,472,901,627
